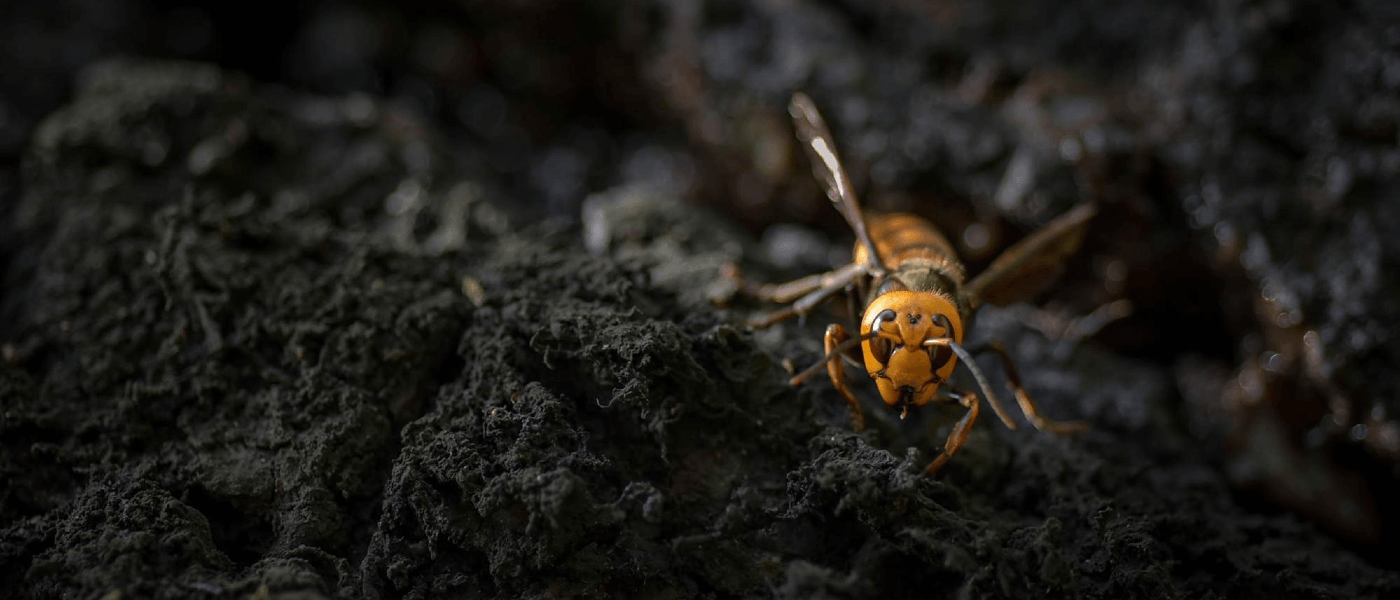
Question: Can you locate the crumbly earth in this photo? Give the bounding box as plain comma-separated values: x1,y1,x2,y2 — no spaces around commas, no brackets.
0,58,1396,600
4,1,1400,599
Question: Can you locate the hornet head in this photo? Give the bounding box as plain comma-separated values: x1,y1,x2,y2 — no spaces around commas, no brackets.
860,290,963,418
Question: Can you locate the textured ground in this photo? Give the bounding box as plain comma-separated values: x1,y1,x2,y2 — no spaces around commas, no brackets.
3,1,1400,599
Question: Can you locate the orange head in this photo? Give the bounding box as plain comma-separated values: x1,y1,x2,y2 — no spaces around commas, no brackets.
859,290,964,418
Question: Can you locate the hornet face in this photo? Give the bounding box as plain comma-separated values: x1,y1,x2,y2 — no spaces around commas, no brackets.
860,291,963,419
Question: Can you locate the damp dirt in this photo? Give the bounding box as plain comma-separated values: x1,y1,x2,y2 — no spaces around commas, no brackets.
2,58,1398,599
5,1,1400,598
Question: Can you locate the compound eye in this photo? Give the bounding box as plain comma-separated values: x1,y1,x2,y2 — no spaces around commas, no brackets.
926,344,953,373
926,313,955,374
868,309,898,365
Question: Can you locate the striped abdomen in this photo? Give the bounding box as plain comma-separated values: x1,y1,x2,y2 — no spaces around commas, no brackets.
853,213,966,284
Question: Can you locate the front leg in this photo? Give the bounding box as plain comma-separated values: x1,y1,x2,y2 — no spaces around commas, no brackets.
720,262,867,329
924,387,980,475
975,342,1088,434
823,323,866,431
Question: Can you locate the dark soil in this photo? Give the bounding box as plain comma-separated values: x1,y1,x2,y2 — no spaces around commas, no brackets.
3,1,1400,598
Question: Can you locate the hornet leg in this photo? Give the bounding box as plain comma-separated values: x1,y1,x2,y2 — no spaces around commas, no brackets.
925,388,980,475
823,323,866,431
975,342,1088,434
720,262,866,329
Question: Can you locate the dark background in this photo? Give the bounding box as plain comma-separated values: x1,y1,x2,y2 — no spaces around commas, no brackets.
3,0,1400,598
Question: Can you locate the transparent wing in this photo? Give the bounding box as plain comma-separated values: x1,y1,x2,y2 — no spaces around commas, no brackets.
967,203,1097,307
789,92,885,271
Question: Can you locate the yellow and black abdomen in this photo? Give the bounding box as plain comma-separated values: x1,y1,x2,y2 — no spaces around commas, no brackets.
853,213,966,283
